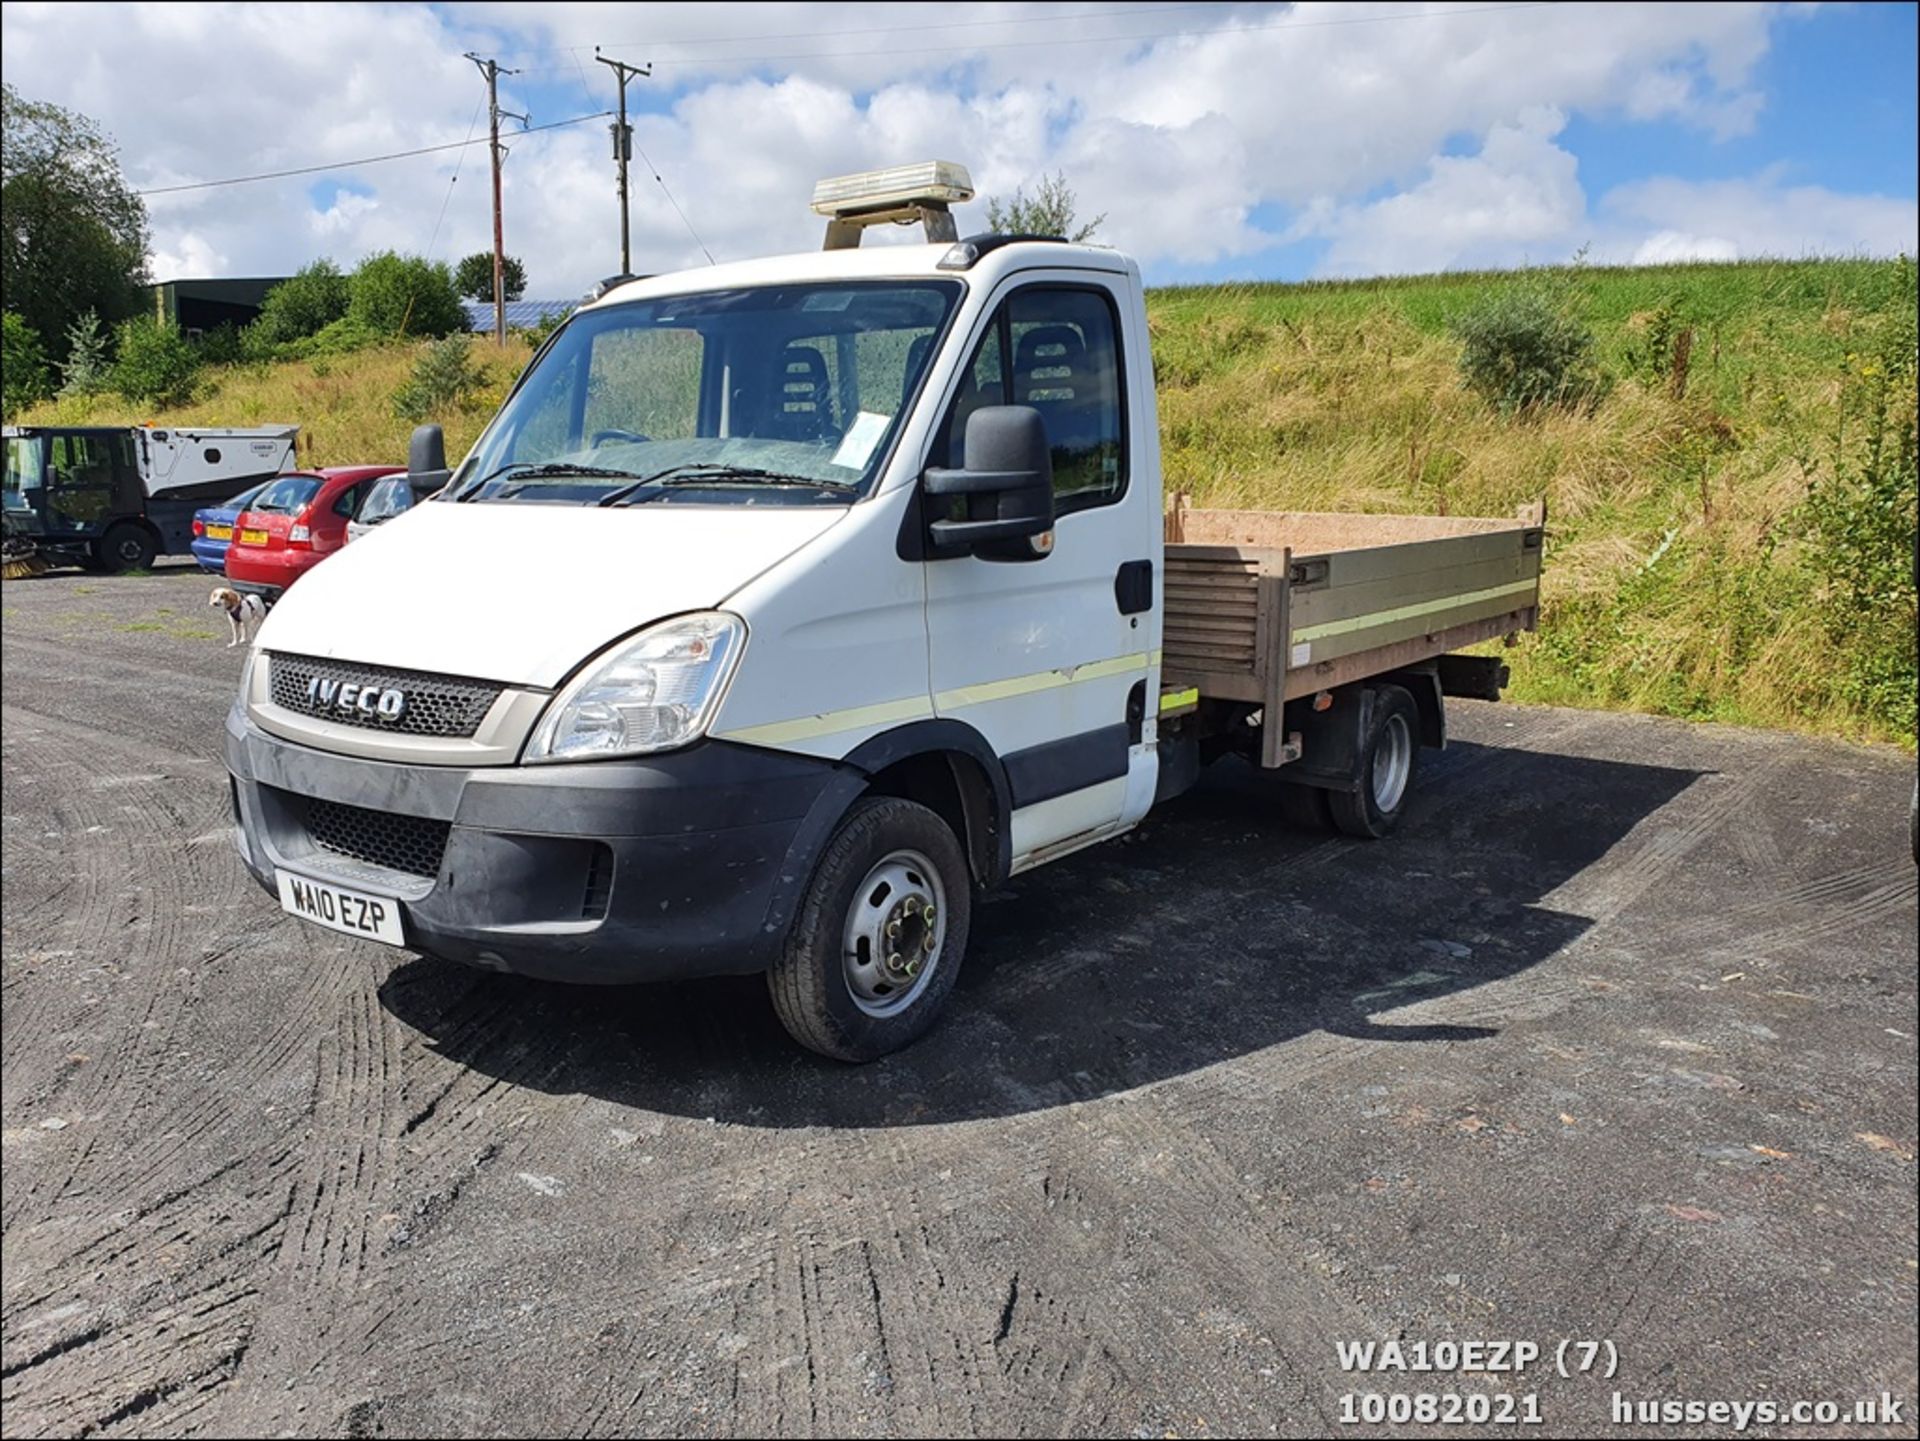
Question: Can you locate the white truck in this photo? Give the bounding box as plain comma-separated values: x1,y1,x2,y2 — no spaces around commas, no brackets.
226,163,1542,1060
2,423,298,570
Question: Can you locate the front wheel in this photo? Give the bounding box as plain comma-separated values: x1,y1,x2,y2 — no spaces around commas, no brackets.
1328,684,1421,839
95,522,157,573
769,797,972,1061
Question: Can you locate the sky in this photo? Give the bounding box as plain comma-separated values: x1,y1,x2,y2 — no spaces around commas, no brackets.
1,1,1914,297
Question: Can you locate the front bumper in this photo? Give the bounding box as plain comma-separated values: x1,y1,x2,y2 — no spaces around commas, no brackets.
225,706,858,983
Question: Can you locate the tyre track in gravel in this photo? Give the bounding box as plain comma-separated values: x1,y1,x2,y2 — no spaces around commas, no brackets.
1,619,333,1431
1,709,214,1240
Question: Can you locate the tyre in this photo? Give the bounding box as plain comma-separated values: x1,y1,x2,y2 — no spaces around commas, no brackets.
1328,684,1420,839
768,796,972,1061
1276,781,1332,830
95,522,157,573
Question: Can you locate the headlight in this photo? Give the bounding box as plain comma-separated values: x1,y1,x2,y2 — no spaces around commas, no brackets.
524,612,744,763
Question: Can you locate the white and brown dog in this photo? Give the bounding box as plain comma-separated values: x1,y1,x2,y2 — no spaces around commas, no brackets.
208,586,268,647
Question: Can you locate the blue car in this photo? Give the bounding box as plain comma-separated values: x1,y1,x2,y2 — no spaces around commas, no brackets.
189,480,273,574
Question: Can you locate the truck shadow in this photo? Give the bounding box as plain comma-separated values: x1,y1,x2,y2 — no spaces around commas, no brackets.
377,741,1705,1128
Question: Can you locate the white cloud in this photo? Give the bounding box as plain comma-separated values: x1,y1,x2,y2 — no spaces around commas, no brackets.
0,1,1910,293
1602,173,1920,261
1297,107,1587,276
1631,230,1741,265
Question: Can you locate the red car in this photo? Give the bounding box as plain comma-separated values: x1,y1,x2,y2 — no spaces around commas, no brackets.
226,465,404,601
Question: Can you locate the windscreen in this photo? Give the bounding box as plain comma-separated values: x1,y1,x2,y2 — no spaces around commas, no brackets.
445,280,960,507
3,434,44,511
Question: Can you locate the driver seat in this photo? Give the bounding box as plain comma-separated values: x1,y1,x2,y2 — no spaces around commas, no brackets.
770,345,833,441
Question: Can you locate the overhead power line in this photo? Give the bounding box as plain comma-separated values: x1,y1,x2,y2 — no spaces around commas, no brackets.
133,110,611,196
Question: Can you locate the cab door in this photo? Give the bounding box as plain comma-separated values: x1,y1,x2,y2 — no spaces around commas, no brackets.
921,274,1161,866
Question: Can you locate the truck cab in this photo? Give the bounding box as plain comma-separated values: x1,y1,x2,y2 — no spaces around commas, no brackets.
2,423,297,571
226,162,1540,1060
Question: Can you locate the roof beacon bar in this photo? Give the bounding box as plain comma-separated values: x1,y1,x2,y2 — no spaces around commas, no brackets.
810,161,975,250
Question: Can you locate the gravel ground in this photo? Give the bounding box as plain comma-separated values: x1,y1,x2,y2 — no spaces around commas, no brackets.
2,562,1916,1439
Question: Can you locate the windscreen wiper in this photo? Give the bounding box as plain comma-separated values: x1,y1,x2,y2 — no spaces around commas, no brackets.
447,461,647,502
596,464,857,508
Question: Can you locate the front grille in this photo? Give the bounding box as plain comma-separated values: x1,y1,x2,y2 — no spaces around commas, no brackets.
581,843,613,920
306,797,450,880
268,652,502,738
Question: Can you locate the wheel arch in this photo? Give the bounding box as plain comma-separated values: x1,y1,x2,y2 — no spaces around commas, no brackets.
842,720,1012,890
757,720,1012,965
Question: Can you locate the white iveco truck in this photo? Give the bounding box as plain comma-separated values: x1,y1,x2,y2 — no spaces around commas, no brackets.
227,163,1543,1059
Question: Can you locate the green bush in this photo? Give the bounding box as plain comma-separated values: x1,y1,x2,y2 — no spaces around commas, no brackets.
350,251,466,338
254,259,350,344
57,309,110,396
298,315,383,358
2,308,52,413
195,321,246,366
1800,257,1918,736
1451,281,1607,415
109,314,200,406
393,334,486,421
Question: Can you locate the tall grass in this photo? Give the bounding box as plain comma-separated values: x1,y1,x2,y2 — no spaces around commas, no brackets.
20,259,1916,744
1150,257,1917,746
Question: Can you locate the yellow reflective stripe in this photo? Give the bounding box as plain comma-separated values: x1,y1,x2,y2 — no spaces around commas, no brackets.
1290,580,1537,645
1159,686,1199,713
933,651,1150,710
717,651,1155,749
716,694,932,747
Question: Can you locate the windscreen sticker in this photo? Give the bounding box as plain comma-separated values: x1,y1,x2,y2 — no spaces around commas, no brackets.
831,410,892,469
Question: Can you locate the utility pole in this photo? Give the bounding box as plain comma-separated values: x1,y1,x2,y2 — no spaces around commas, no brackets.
465,53,520,345
594,48,651,277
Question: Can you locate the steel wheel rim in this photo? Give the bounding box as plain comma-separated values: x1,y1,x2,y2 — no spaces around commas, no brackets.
1372,713,1413,812
842,847,947,1018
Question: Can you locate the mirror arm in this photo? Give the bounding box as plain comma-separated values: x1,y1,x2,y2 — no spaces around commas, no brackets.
923,466,1040,496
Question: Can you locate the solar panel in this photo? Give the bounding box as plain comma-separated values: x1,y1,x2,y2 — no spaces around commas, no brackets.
460,299,573,331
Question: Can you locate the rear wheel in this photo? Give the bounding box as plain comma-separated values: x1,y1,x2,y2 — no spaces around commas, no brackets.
1328,684,1420,839
769,797,972,1061
95,522,156,573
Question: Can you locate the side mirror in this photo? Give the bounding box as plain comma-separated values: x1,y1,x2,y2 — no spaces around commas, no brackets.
407,424,450,493
922,405,1055,562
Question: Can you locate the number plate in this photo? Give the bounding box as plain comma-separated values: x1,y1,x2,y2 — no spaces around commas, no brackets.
239,528,269,545
275,870,405,946
207,524,233,540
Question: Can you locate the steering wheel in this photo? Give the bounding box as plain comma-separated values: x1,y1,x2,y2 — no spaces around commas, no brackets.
591,428,650,447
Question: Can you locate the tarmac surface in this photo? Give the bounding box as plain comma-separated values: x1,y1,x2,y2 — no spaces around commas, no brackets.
2,562,1916,1437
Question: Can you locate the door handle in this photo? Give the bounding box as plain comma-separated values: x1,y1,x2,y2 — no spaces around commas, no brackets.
1114,559,1153,615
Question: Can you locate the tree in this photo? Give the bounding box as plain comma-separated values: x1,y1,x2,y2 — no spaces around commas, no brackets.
254,259,350,344
348,251,467,337
2,310,52,414
454,250,527,303
109,315,200,406
1,84,150,360
983,171,1105,243
58,310,110,396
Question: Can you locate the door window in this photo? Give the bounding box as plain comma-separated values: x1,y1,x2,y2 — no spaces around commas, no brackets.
935,287,1126,514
